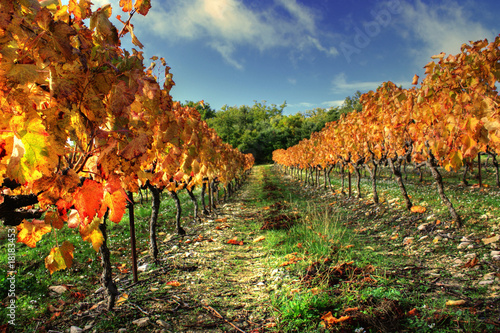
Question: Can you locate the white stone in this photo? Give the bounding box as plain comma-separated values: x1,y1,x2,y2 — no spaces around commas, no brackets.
418,223,429,231
478,280,494,286
457,242,471,249
138,263,149,272
133,317,150,327
156,319,171,328
70,327,83,333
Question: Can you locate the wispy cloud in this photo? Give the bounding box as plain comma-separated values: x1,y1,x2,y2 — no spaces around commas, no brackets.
131,0,338,69
395,0,496,64
322,100,345,108
331,73,411,94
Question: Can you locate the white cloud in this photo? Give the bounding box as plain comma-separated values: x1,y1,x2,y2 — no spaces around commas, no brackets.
322,100,344,108
331,73,411,94
331,73,380,93
395,0,496,64
133,0,338,69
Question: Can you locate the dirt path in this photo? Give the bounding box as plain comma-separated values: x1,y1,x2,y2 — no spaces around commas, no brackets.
108,166,278,333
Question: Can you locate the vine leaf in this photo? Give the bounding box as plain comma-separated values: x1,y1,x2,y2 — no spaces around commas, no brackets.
99,189,128,223
79,216,104,251
74,179,104,220
17,219,52,248
45,241,75,274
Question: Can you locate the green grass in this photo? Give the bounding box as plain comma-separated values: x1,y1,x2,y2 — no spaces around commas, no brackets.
253,164,500,332
0,184,224,332
1,163,499,332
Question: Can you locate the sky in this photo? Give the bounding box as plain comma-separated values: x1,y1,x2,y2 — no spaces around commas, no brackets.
87,0,500,115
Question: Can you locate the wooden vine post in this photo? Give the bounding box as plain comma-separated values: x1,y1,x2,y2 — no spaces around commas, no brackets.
127,192,139,283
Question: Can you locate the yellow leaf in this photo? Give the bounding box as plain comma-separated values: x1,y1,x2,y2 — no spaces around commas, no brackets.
17,219,52,248
45,241,74,274
80,217,104,251
116,293,129,306
253,236,265,243
446,300,466,306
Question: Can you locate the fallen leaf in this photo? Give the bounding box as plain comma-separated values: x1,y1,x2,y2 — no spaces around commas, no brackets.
462,257,479,268
411,205,427,213
407,308,419,317
253,236,265,243
166,281,181,287
446,299,466,306
227,237,244,245
49,285,68,294
116,293,128,306
321,311,350,326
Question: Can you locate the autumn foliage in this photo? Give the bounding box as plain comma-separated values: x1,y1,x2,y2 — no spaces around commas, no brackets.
273,36,500,221
0,0,253,274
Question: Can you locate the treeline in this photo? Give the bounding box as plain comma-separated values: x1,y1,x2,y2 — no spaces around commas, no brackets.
183,92,362,164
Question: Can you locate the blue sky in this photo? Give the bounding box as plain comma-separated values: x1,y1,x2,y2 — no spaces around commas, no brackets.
89,0,500,115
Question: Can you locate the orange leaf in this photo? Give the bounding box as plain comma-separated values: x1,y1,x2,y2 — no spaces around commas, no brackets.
227,238,244,245
321,312,350,326
116,293,129,306
462,257,479,268
119,0,133,12
45,211,64,230
73,179,103,220
134,0,151,15
99,189,128,223
412,74,419,85
17,219,52,248
166,281,181,287
407,308,419,317
410,205,427,213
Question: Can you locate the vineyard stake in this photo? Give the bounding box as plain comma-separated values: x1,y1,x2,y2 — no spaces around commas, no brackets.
127,192,139,283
